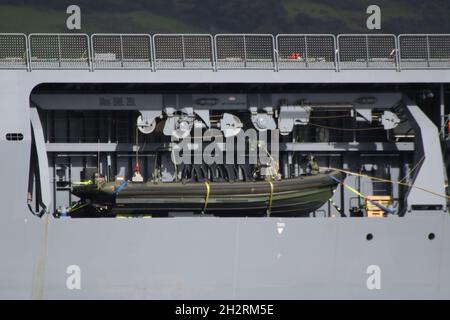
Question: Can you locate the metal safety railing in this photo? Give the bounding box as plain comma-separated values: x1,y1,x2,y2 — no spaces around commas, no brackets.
215,34,276,70
29,34,90,70
276,34,336,70
399,34,450,69
1,33,450,72
337,34,398,70
153,34,214,70
0,34,28,69
91,34,152,69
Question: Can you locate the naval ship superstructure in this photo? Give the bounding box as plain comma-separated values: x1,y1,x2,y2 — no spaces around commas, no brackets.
1,33,450,298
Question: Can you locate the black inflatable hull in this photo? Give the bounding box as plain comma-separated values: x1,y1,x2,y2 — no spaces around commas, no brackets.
72,170,344,217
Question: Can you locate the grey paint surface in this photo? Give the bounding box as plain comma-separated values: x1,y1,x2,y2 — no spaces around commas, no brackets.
2,69,450,85
1,213,449,299
404,101,447,211
0,69,450,299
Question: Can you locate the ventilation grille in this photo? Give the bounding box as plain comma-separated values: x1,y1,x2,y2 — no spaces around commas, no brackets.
5,133,24,141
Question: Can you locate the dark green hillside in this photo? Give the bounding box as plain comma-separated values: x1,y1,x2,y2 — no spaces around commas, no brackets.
0,0,448,34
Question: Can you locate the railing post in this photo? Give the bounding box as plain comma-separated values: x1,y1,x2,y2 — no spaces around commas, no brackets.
92,35,97,71
26,35,32,72
273,35,278,72
88,34,93,72
304,35,309,69
211,35,217,72
335,35,340,72
181,35,186,69
120,34,124,68
243,35,247,69
151,35,156,72
365,35,370,68
396,36,401,72
57,34,62,68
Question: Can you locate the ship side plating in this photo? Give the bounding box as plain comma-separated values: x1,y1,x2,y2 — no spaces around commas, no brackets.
0,33,450,299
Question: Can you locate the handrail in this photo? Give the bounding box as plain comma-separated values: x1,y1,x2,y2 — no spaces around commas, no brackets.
1,33,450,72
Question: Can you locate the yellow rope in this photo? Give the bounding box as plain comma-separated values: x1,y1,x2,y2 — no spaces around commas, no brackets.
267,180,274,216
334,177,393,213
398,156,424,183
72,180,93,186
309,123,385,132
398,125,446,183
203,181,211,213
68,202,88,213
325,167,450,200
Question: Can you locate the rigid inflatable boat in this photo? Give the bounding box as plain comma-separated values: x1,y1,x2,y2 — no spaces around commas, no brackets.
71,170,345,217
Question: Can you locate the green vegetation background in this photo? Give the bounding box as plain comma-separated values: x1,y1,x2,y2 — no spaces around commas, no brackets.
0,0,448,34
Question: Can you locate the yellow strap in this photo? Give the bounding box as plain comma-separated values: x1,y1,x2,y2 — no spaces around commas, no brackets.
73,180,93,186
343,183,366,199
203,181,211,213
267,181,274,216
326,166,450,200
68,202,88,213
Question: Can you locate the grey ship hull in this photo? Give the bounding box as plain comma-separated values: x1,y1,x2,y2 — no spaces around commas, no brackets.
2,214,450,299
0,83,448,299
1,34,450,298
